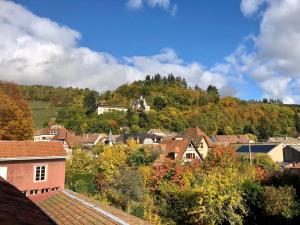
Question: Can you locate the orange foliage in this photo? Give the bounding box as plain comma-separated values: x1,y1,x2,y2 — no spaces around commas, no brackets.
0,82,33,140
204,145,239,168
255,166,268,181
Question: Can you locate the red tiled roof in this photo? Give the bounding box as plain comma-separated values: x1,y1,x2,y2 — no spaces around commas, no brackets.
215,135,249,144
38,190,151,225
0,141,67,159
183,127,214,147
160,139,191,160
0,177,56,225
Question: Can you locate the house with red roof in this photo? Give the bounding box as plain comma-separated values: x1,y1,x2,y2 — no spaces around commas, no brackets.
0,141,67,202
182,127,214,158
213,135,250,146
159,139,203,162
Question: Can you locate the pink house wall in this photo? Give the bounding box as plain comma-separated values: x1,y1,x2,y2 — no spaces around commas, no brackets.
0,159,65,202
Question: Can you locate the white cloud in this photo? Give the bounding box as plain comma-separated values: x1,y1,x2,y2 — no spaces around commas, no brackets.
240,0,266,16
0,0,230,94
126,0,177,15
234,0,300,103
127,0,143,9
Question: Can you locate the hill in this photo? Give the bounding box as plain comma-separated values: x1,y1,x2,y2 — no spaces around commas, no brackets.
52,74,300,139
19,85,98,128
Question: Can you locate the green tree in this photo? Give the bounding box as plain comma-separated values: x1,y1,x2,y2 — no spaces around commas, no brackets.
207,85,220,104
153,96,167,110
262,186,298,219
84,92,97,115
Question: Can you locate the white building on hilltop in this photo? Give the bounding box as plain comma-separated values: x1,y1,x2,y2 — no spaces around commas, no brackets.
96,103,128,115
132,96,150,112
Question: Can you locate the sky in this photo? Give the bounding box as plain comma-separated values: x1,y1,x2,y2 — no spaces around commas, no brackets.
0,0,300,103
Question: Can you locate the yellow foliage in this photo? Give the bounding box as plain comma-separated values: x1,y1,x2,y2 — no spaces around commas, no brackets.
139,166,153,189
126,138,139,152
95,144,127,182
143,196,162,225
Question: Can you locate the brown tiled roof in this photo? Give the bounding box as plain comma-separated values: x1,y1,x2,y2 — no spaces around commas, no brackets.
52,127,68,140
38,190,151,225
215,135,249,144
80,133,101,144
182,127,214,147
160,139,191,160
0,177,56,225
0,141,67,159
40,128,61,136
267,137,300,145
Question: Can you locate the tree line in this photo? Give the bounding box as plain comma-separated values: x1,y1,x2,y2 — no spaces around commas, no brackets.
55,75,300,139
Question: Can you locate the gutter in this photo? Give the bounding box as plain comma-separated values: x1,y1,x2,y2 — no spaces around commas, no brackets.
0,156,67,162
62,190,130,225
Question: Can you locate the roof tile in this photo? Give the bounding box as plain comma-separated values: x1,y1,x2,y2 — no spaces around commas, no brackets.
0,141,67,159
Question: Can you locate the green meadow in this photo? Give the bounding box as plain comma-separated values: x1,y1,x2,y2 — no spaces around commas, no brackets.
29,101,65,129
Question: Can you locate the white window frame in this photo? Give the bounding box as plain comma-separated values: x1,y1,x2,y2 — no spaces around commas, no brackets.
30,189,38,195
0,166,8,180
34,164,47,183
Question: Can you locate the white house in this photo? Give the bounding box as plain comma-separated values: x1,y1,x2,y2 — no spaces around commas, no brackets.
132,96,150,112
97,104,128,115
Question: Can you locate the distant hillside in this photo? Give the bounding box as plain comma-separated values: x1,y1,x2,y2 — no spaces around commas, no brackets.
19,85,98,128
20,85,98,107
53,74,300,139
29,101,65,129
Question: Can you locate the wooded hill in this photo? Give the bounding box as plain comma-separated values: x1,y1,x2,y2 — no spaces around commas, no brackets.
18,75,300,139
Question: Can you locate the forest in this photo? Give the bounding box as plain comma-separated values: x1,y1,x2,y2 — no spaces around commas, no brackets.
23,74,300,140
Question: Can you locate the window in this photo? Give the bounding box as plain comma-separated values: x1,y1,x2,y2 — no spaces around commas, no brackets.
52,187,59,191
200,143,204,148
21,190,27,196
168,152,176,160
30,190,38,195
186,153,196,159
41,188,49,193
34,165,47,182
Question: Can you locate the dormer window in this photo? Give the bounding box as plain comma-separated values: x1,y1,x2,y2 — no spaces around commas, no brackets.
168,152,176,160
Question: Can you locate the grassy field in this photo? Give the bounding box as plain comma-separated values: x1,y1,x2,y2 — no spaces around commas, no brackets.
29,101,65,129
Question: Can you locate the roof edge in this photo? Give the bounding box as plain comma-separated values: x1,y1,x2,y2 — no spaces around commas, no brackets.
0,156,67,161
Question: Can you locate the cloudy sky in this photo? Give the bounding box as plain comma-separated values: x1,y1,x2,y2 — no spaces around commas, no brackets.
0,0,300,103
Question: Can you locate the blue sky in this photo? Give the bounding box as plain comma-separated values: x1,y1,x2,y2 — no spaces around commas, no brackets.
15,0,259,66
1,0,300,103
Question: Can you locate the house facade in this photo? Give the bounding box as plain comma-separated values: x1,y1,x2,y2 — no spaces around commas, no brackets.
0,141,67,202
33,127,61,141
236,143,284,163
182,127,213,158
283,145,300,163
159,139,203,162
132,96,151,112
96,103,128,115
122,133,162,145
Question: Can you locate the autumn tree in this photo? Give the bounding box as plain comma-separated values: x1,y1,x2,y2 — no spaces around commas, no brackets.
0,85,33,140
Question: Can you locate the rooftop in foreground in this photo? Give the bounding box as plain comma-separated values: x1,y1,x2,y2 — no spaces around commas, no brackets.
38,189,151,225
0,177,56,225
